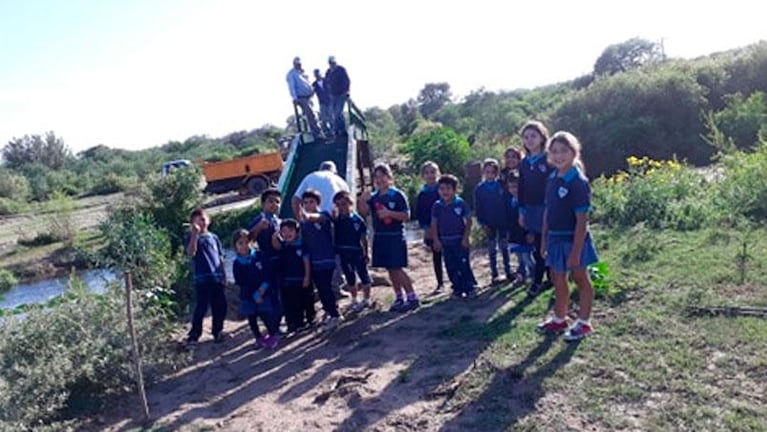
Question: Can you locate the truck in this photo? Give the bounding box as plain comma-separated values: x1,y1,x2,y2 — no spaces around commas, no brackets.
162,151,283,196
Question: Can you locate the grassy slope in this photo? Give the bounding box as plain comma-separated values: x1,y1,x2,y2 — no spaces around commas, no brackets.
440,225,767,431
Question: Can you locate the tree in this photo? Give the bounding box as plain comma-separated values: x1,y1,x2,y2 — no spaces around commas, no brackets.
2,132,72,170
403,127,470,179
594,38,665,76
417,82,452,119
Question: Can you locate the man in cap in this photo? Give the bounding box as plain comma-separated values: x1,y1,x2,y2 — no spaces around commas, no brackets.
286,57,321,137
325,56,351,137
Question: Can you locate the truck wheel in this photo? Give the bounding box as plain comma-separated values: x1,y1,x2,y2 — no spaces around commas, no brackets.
246,177,268,196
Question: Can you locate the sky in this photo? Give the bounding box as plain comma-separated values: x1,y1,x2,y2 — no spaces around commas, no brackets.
0,0,765,153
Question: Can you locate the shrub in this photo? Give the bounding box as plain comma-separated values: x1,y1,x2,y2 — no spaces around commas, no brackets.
0,197,25,216
141,166,204,251
713,141,767,223
99,208,179,312
592,156,711,229
0,169,31,201
0,279,182,430
0,269,17,293
402,126,471,179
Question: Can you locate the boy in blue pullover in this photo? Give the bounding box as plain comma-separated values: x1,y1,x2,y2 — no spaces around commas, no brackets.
185,208,227,345
432,175,476,298
474,158,512,284
415,161,445,294
300,189,342,331
232,229,280,349
273,219,315,334
333,190,372,313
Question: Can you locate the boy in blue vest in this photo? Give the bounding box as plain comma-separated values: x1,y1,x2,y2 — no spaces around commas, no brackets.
431,175,476,298
273,219,315,335
300,189,342,331
185,208,228,345
475,158,512,284
333,190,372,312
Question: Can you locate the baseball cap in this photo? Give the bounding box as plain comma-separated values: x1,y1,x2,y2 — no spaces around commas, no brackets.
319,161,337,173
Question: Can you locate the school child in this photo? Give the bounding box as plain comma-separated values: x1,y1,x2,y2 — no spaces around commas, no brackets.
332,190,372,312
247,188,283,266
431,175,476,298
415,161,445,293
536,131,599,341
474,158,512,284
272,219,315,334
299,189,342,330
518,120,555,296
185,208,228,345
232,229,280,349
499,146,522,188
504,175,535,285
359,163,420,312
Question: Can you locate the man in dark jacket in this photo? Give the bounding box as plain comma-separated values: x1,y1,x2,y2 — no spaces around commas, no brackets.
325,56,350,137
312,69,332,136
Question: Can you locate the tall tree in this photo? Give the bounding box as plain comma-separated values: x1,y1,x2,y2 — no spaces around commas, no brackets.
593,38,665,76
417,82,452,119
2,132,72,170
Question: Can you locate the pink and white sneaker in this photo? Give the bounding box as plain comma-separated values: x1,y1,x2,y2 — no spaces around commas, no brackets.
563,320,593,342
536,317,569,334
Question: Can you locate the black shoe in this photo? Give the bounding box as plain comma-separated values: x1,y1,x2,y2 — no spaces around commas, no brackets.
213,332,229,343
527,283,542,296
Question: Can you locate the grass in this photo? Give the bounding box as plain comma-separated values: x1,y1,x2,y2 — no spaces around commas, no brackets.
438,225,767,431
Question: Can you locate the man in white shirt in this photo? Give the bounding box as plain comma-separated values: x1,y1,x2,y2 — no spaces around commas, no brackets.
292,161,350,216
286,57,321,136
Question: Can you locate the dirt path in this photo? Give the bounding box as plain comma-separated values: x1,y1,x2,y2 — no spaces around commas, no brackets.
92,245,543,432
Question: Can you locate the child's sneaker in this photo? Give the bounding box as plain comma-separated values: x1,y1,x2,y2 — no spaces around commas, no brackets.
324,316,342,331
491,275,506,285
264,334,281,349
511,273,525,287
536,317,568,334
351,298,371,313
213,332,229,344
430,285,444,295
466,289,478,298
402,298,420,311
563,320,593,342
256,335,269,348
451,291,464,300
389,298,406,312
349,300,362,312
527,283,543,296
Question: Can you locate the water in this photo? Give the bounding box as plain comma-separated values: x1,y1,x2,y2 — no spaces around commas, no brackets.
0,269,118,311
1,226,421,311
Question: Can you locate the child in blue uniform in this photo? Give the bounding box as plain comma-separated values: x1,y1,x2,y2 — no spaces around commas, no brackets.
505,175,535,286
499,147,522,189
415,161,444,294
360,164,419,312
536,131,599,342
475,158,512,284
333,190,372,313
232,229,280,349
431,175,476,298
185,208,227,345
300,189,342,330
518,121,554,296
272,219,315,334
248,188,282,267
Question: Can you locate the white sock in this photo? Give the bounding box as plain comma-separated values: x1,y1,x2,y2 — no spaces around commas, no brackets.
552,316,566,324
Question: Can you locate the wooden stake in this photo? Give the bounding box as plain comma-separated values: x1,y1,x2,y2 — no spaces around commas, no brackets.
124,272,150,423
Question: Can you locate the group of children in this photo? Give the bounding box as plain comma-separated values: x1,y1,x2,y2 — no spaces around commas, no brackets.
185,120,599,348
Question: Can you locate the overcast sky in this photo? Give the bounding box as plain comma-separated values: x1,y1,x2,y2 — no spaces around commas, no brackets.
1,0,765,152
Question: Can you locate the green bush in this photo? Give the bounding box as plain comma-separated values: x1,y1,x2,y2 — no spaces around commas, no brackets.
210,203,261,247
714,141,767,222
99,209,180,312
592,156,711,229
0,169,31,201
141,166,204,251
0,280,182,430
0,269,17,293
0,197,25,216
402,126,471,179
